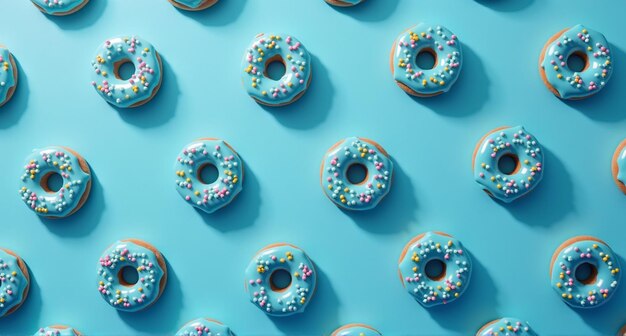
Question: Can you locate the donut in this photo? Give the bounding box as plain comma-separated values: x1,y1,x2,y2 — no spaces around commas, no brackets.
34,326,81,336
320,137,393,211
476,318,537,336
174,138,243,214
390,23,462,97
0,248,29,318
96,239,167,312
331,324,381,336
90,36,163,108
175,318,234,336
539,24,613,100
473,126,544,203
241,33,312,106
19,146,92,218
0,45,18,108
619,324,626,336
168,0,218,11
550,236,621,308
611,139,626,194
398,232,472,307
30,0,89,15
245,243,316,316
324,0,365,7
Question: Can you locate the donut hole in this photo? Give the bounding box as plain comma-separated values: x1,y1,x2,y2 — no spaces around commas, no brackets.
497,154,520,175
567,51,589,73
425,259,447,281
415,48,437,70
197,163,219,184
114,59,136,81
264,55,286,81
41,172,63,193
118,266,139,287
269,269,292,292
575,262,598,285
346,163,368,185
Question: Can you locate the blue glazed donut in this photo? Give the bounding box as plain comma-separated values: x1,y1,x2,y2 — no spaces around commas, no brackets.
0,46,18,107
96,239,167,312
90,36,163,108
30,0,89,15
550,236,621,308
168,0,218,11
19,146,92,218
325,0,365,7
241,33,312,106
174,138,243,214
391,23,463,97
321,137,393,211
540,25,613,100
34,326,81,336
477,318,537,336
176,318,234,336
245,243,316,316
473,126,544,203
611,139,626,194
0,248,29,318
398,232,472,307
332,324,381,336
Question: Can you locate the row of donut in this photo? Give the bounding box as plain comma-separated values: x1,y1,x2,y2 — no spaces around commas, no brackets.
0,23,613,109
0,232,621,333
16,130,626,218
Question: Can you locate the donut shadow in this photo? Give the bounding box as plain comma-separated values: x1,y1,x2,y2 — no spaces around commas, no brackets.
0,264,42,334
194,160,260,232
43,0,107,30
38,168,104,237
114,54,178,128
426,256,500,333
259,54,333,130
474,0,534,12
118,256,183,333
571,254,626,335
410,45,489,118
499,147,575,227
328,0,399,22
174,0,245,26
340,160,418,234
267,263,340,335
562,45,626,122
0,56,28,129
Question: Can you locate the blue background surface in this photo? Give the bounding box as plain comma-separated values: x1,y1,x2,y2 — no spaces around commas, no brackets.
1,0,625,335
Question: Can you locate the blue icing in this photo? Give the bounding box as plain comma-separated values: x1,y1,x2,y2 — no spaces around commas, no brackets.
90,36,162,108
242,33,312,106
172,0,206,8
34,326,78,336
321,137,393,211
392,23,462,96
176,318,234,336
328,0,364,5
541,24,613,99
0,47,16,106
479,318,537,336
245,244,316,316
551,238,621,308
333,325,381,336
0,249,28,317
19,146,91,218
30,0,86,14
473,126,544,203
174,139,243,214
616,145,626,185
97,240,166,312
398,232,472,307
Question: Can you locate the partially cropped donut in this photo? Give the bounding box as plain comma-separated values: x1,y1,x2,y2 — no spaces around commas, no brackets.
539,24,613,99
611,139,626,194
176,318,234,336
96,239,167,312
0,248,30,318
0,45,18,108
30,0,89,15
550,236,621,308
476,318,537,336
168,0,218,11
34,325,81,336
391,23,462,97
332,324,381,336
619,324,626,336
90,36,163,108
325,0,365,7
